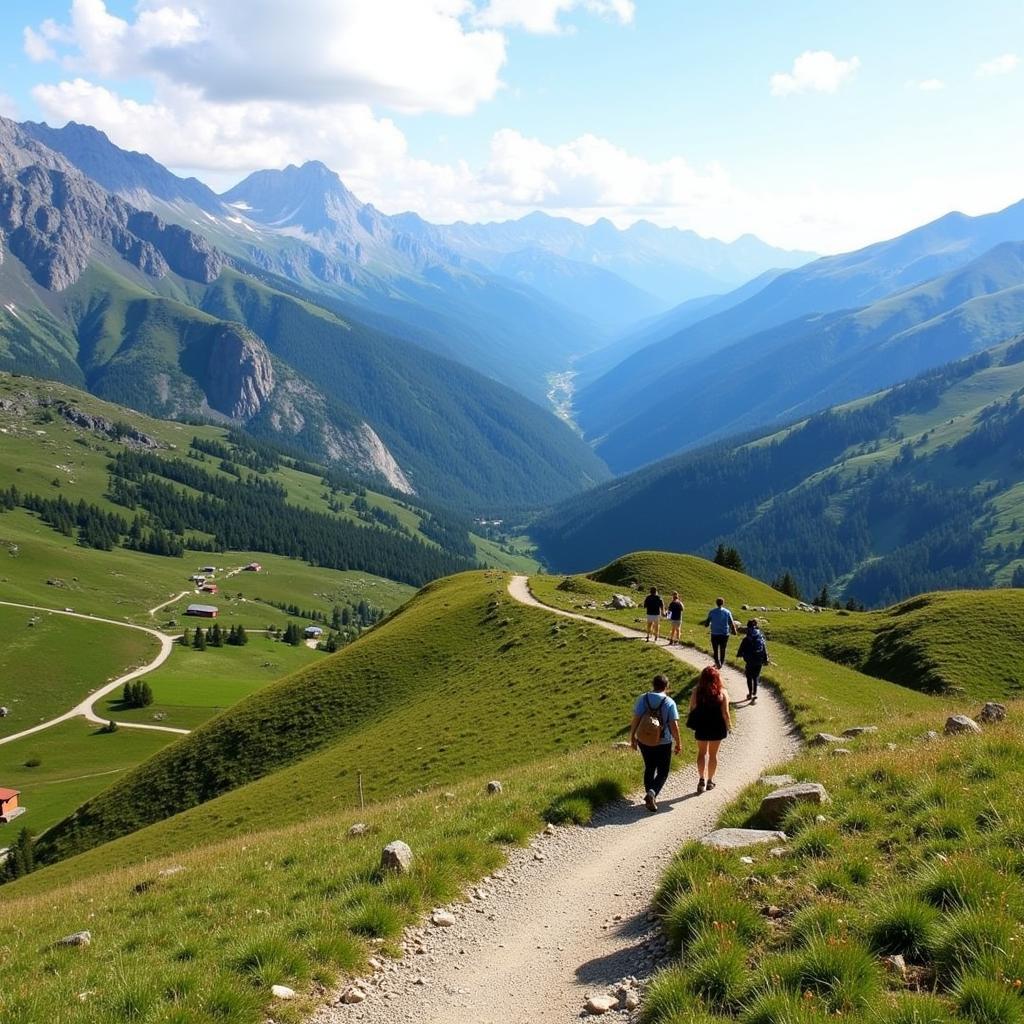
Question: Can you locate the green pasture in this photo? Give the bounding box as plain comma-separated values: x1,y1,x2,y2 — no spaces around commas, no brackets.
0,720,175,837
101,637,322,731
0,607,158,738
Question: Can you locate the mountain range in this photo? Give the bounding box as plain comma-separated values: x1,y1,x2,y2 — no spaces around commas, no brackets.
576,197,1024,472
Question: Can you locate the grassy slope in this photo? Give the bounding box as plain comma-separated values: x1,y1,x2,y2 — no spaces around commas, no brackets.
30,570,686,875
0,721,174,837
0,607,157,738
100,637,321,731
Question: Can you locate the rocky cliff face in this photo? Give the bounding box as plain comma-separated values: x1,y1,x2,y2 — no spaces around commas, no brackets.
201,325,275,419
0,116,223,291
324,422,415,494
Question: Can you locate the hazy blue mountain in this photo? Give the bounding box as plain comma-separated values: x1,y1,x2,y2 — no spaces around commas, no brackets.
577,199,1024,444
535,337,1024,605
575,268,788,385
592,240,1024,472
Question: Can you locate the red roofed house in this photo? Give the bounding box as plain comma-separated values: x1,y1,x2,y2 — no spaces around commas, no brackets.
244,562,262,572
201,584,218,594
0,788,23,823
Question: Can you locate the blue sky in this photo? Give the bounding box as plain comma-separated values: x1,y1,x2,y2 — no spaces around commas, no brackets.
2,0,1022,252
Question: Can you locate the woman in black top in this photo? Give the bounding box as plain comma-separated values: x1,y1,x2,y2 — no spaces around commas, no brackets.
667,591,684,645
688,665,731,793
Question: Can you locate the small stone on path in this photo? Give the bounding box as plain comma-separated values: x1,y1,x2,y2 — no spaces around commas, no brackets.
271,984,296,999
585,994,618,1015
431,910,457,928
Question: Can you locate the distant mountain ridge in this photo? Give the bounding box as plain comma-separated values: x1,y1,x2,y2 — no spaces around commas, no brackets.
0,116,609,509
578,197,1024,471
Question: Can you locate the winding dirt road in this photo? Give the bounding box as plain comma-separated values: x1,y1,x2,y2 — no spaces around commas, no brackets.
315,576,800,1024
0,601,189,744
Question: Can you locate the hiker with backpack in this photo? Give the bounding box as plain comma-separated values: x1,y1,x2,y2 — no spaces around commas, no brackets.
643,587,665,642
701,597,737,668
736,618,770,703
666,591,684,646
686,665,732,793
629,673,681,812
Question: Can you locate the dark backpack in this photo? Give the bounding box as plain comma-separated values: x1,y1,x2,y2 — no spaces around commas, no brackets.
746,630,766,661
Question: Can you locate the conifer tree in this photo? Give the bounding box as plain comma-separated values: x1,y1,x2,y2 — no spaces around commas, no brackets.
179,627,192,647
236,624,248,646
193,627,207,651
209,623,223,647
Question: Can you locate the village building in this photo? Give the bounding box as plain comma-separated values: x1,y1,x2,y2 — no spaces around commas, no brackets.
201,584,218,594
304,626,324,638
0,788,24,824
243,562,262,572
185,603,219,618
200,565,217,573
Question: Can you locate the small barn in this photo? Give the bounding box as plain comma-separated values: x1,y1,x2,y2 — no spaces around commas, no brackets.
304,626,324,639
0,788,24,824
200,565,217,573
201,584,219,594
244,562,262,572
185,603,219,618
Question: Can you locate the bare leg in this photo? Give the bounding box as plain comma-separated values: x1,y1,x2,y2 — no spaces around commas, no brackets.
706,740,722,781
696,740,709,777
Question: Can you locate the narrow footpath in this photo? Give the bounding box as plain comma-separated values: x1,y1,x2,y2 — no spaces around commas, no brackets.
315,576,800,1024
0,601,189,744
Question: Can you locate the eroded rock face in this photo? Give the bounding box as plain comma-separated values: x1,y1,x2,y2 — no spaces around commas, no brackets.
202,325,275,419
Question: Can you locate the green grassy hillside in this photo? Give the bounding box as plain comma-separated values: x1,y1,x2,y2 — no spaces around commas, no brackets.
30,570,684,872
537,338,1024,606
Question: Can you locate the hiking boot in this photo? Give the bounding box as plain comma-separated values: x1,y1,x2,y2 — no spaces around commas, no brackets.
751,695,758,704
706,780,717,791
644,789,657,812
696,778,706,794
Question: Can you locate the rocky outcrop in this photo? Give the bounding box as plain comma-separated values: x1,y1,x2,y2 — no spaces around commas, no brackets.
201,326,275,419
54,401,163,449
323,421,414,494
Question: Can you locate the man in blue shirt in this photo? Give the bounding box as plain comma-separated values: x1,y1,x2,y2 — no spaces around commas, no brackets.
703,597,737,668
629,673,681,812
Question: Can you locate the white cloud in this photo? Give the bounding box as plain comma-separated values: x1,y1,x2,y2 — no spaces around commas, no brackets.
26,0,508,115
911,78,944,91
770,50,860,96
977,53,1020,77
474,0,635,34
0,94,19,118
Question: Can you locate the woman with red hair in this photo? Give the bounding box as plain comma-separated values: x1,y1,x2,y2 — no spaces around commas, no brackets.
687,665,732,793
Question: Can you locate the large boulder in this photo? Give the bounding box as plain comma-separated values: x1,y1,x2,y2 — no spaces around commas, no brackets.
979,702,1007,724
380,840,413,874
700,828,787,850
944,715,982,736
758,782,830,827
608,594,636,610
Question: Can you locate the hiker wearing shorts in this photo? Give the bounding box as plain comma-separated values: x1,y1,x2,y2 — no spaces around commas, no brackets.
702,597,736,668
737,618,770,703
629,673,681,812
667,591,684,645
643,587,665,642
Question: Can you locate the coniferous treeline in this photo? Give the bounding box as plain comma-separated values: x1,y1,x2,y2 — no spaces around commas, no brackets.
108,451,473,587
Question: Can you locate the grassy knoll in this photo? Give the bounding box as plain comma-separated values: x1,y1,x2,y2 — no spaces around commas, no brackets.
101,637,322,731
0,607,158,738
0,721,174,836
645,704,1024,1024
29,570,685,877
768,589,1024,701
0,749,634,1024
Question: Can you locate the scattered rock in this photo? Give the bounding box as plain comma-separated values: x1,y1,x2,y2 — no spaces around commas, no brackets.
54,931,91,948
700,828,787,850
380,840,413,874
612,741,632,750
758,782,831,827
271,984,296,999
842,726,878,737
486,780,503,795
814,815,828,824
832,748,853,756
157,864,185,878
348,822,369,837
442,792,456,800
608,594,636,610
885,743,898,751
881,954,907,980
339,985,366,1004
585,994,618,1015
759,774,796,788
922,730,940,742
765,905,785,918
944,715,981,736
739,856,755,865
809,733,845,746
769,846,787,858
979,702,1007,724
544,823,557,835
431,910,457,928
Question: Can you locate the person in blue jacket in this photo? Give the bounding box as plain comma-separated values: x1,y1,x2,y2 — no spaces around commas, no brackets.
702,597,737,668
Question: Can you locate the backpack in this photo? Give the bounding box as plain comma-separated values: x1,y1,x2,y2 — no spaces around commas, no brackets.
746,630,766,661
635,694,666,746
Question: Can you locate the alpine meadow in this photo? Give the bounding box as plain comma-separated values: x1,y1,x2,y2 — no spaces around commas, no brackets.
2,4,1024,1024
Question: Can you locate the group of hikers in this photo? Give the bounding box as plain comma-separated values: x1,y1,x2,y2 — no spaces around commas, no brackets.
629,587,770,810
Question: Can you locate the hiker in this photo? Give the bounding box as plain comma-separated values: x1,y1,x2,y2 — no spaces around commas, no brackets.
643,586,665,642
737,618,769,703
687,665,731,793
702,597,737,668
666,591,684,645
629,673,681,812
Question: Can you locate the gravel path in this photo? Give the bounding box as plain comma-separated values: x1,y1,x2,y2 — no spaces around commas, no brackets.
313,576,800,1024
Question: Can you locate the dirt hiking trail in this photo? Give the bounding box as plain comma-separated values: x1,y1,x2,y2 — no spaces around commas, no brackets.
314,575,800,1024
